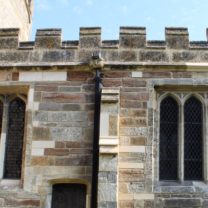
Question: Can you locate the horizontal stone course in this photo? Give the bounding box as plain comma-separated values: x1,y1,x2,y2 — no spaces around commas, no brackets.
41,92,87,103
121,92,149,101
2,28,208,67
55,155,92,166
119,169,144,182
163,198,202,207
44,148,69,156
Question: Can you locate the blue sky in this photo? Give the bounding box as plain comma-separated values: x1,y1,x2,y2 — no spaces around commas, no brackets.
32,0,208,41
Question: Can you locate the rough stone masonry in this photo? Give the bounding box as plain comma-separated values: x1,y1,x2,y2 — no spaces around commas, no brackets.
0,27,208,208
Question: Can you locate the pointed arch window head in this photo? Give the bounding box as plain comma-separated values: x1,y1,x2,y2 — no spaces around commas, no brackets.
158,93,205,182
184,97,203,180
159,96,179,180
4,97,26,179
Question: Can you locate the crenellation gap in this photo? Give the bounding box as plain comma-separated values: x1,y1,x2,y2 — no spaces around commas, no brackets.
147,40,166,49
19,41,35,50
102,40,119,48
62,41,79,48
190,41,208,49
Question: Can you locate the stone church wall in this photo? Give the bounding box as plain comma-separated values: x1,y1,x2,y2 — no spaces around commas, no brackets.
0,27,208,207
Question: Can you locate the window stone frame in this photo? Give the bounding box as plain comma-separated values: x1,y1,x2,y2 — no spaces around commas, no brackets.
154,90,208,185
0,94,27,182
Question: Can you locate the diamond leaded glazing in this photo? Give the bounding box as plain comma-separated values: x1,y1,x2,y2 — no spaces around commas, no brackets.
184,97,203,180
159,96,178,180
4,98,25,179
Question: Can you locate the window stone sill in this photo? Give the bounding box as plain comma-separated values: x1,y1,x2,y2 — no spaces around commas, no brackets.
154,181,208,193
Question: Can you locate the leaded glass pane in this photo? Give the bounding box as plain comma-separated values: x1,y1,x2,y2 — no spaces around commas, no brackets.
159,96,179,180
184,97,203,180
4,98,25,179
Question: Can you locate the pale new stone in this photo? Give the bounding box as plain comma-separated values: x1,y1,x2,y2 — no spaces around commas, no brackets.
119,162,144,169
186,62,208,67
33,102,40,111
42,72,67,81
132,71,143,78
100,137,118,146
45,194,52,208
100,113,109,137
0,133,6,178
0,179,20,186
101,89,120,102
32,141,55,149
119,146,146,153
19,72,43,81
27,87,34,110
32,121,39,127
102,89,120,95
118,193,134,200
28,87,34,103
100,136,118,140
31,148,44,156
133,194,154,200
19,72,67,81
100,147,118,154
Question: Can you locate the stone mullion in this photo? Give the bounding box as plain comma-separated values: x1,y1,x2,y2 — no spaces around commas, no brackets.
179,102,184,182
0,100,9,179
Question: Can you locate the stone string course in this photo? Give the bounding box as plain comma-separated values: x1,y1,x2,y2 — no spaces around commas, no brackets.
0,27,208,208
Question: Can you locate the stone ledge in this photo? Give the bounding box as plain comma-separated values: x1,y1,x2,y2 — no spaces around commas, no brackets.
101,89,120,103
100,146,118,154
100,136,119,146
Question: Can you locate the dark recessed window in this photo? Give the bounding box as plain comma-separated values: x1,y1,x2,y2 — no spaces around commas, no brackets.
159,94,204,181
52,184,86,208
159,96,179,180
4,98,26,179
184,97,203,180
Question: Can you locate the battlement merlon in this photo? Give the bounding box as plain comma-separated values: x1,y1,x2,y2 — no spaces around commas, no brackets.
1,27,208,68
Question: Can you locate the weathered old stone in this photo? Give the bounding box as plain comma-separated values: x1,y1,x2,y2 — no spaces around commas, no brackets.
2,26,208,208
33,127,50,140
163,198,202,207
35,29,62,49
50,127,83,141
119,27,146,48
44,148,69,156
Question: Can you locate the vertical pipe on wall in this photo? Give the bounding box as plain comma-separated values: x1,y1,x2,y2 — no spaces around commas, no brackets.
91,68,102,208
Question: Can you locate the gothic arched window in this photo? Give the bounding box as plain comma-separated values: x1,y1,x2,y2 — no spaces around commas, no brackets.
184,97,203,180
159,96,179,180
4,97,26,179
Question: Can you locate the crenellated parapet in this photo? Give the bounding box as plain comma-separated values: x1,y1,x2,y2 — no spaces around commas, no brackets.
1,27,208,67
